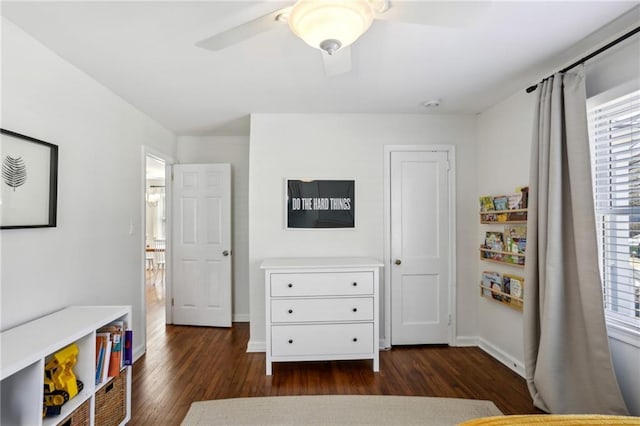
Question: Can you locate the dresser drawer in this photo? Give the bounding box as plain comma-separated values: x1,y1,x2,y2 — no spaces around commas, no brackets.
271,323,374,357
270,272,373,297
271,297,374,323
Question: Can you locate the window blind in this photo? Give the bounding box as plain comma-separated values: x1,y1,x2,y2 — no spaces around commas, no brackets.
588,89,640,327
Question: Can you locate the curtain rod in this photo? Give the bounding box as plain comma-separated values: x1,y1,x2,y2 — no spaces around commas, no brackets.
526,25,640,93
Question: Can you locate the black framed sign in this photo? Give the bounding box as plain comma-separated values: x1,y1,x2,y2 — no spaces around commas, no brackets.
286,179,355,229
1,129,58,229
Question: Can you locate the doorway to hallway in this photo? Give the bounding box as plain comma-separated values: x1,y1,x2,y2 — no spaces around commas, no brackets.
145,155,166,330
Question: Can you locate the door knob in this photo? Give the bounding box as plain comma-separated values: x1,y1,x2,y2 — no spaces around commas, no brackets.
395,259,402,265
223,250,229,256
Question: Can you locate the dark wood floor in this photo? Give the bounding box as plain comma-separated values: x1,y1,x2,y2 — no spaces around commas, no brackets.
130,278,542,425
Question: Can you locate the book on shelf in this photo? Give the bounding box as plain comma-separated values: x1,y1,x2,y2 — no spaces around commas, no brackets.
518,186,529,209
481,271,502,301
493,196,508,211
103,339,112,383
482,231,504,260
502,276,512,303
505,235,526,263
507,193,522,210
96,334,112,384
124,329,133,366
97,321,124,378
504,224,527,239
95,336,103,385
484,231,504,250
95,332,110,385
503,274,524,304
479,196,495,212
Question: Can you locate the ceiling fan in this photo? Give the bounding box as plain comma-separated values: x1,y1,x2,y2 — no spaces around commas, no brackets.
195,0,488,77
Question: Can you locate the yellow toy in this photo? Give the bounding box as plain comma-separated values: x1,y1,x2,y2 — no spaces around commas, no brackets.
43,343,84,417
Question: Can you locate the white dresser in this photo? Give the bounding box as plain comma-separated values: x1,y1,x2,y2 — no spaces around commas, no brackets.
261,257,383,375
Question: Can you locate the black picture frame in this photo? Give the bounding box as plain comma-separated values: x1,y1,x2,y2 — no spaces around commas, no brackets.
1,129,58,229
286,179,355,229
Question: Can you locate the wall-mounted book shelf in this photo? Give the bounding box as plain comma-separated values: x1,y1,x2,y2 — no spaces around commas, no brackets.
479,283,524,311
479,188,528,311
480,209,528,224
479,247,525,267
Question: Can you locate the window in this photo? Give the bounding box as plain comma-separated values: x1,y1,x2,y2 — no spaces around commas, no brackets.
588,88,640,334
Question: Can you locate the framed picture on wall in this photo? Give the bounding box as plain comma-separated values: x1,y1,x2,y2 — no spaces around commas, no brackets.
286,179,355,229
1,129,58,229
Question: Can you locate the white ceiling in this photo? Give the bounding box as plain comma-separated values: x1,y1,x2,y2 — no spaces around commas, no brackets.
2,1,638,136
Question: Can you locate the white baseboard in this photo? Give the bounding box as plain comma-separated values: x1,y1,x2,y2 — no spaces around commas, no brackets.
233,313,250,322
453,336,479,347
477,337,525,378
133,344,145,363
247,340,266,353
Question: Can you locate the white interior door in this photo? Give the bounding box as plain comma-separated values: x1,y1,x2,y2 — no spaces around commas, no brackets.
172,164,232,327
391,150,450,345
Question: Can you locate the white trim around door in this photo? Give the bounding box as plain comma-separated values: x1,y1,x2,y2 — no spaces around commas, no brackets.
140,145,175,360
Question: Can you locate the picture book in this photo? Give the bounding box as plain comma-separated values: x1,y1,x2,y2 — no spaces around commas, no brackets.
484,231,504,251
502,275,512,303
504,225,527,239
506,275,523,298
479,196,495,212
493,196,508,211
518,186,529,209
517,238,526,253
507,193,522,210
482,271,502,301
503,274,524,306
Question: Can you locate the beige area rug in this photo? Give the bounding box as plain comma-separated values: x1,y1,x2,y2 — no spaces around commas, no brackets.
181,395,503,426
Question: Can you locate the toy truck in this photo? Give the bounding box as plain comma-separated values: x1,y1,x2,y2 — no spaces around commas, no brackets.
43,343,84,417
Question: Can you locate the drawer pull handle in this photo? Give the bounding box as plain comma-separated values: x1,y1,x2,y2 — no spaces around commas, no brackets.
288,309,293,314
353,338,358,342
288,339,294,344
288,283,293,288
352,308,358,312
352,282,357,287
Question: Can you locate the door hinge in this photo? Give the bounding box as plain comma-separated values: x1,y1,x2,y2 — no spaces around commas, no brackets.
171,171,174,181
448,314,451,326
171,298,174,307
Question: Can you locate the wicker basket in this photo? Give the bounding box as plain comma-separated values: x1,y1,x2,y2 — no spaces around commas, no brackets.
58,398,90,426
95,374,126,426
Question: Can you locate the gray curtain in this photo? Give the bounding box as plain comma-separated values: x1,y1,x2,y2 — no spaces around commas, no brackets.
524,67,629,415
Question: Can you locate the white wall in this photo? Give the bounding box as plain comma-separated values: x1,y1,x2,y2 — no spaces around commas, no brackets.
476,90,535,375
248,113,478,350
0,18,176,361
476,33,640,413
176,136,250,321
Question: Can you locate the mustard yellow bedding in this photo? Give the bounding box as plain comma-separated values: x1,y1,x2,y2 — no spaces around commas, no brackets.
459,414,640,425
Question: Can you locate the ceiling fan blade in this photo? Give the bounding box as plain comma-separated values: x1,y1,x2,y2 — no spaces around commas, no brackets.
376,1,491,27
195,7,291,51
322,46,352,77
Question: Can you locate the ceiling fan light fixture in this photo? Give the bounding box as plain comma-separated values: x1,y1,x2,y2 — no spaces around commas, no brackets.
288,0,374,54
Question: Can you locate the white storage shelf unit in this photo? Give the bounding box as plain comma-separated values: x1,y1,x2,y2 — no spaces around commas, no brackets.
1,305,132,426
